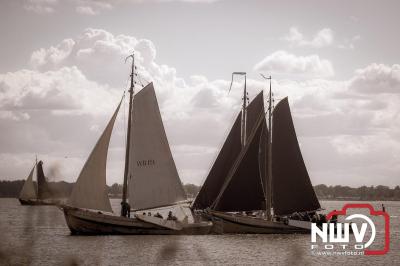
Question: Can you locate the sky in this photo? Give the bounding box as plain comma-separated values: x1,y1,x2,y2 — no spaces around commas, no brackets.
0,0,399,188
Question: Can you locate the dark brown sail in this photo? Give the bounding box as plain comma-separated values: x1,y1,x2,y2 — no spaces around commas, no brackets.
213,116,267,211
272,97,320,215
37,161,52,199
192,91,265,210
192,113,241,209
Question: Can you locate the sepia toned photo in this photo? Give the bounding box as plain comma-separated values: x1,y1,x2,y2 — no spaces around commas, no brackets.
0,0,399,265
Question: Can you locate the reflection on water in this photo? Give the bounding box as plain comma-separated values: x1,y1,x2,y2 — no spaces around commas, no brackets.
0,199,399,265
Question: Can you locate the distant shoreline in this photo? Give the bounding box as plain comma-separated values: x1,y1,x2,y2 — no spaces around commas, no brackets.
1,180,399,201
1,197,398,202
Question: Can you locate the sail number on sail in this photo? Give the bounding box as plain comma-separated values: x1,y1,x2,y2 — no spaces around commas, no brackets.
136,159,156,167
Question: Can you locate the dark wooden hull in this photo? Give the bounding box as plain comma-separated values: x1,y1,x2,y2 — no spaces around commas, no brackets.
208,211,310,234
62,206,212,235
19,198,61,206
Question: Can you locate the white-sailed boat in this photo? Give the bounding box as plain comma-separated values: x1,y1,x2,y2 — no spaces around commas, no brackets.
61,53,212,235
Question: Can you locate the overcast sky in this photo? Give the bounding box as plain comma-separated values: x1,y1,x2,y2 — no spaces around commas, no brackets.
0,0,399,188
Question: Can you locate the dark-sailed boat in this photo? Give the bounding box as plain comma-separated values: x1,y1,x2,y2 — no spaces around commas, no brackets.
19,160,61,205
192,73,321,234
61,53,212,235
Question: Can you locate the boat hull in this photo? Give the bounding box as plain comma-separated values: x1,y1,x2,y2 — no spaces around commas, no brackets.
208,211,310,234
19,198,61,206
62,206,212,235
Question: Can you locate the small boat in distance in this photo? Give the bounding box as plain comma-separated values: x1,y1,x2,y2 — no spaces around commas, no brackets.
61,53,212,235
19,160,61,205
192,73,323,234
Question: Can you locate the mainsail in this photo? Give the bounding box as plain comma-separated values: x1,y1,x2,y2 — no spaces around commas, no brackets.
37,161,52,199
68,99,122,213
272,97,320,215
193,91,267,210
19,164,37,200
128,83,186,210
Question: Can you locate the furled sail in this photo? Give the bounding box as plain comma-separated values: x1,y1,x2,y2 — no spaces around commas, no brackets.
68,99,122,213
128,83,186,210
19,164,37,200
272,97,320,215
37,161,52,199
193,91,267,210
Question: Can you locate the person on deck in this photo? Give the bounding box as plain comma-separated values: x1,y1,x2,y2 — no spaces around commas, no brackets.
127,202,131,218
121,201,131,218
382,203,386,212
167,211,177,221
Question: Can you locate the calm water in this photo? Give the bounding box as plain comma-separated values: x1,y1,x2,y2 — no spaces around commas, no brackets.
0,199,399,265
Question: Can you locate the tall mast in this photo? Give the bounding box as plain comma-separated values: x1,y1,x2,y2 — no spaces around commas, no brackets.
229,72,248,148
35,155,38,199
121,52,135,217
267,76,273,220
261,74,273,220
242,74,248,147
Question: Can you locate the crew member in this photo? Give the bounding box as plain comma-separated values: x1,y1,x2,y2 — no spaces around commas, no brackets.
121,201,131,218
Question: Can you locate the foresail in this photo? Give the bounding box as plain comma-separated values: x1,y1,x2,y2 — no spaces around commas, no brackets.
212,92,267,211
19,164,37,200
194,91,267,211
68,99,122,212
272,97,321,215
192,92,264,209
128,83,186,210
213,117,267,211
192,112,242,210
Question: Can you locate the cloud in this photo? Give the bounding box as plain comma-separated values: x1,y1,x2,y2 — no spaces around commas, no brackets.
23,0,58,14
74,0,112,15
29,28,188,92
2,28,400,188
2,28,248,184
22,0,219,15
349,63,400,94
0,66,119,115
283,27,334,48
75,6,97,15
338,35,361,50
254,50,334,78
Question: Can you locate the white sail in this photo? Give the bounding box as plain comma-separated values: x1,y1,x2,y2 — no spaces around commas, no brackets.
19,164,37,200
128,83,186,210
68,99,122,213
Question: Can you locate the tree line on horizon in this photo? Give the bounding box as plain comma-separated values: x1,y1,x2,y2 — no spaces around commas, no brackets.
0,180,399,201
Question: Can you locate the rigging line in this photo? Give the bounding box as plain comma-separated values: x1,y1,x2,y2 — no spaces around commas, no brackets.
258,119,267,200
123,76,130,149
123,90,126,148
138,72,150,87
137,74,145,88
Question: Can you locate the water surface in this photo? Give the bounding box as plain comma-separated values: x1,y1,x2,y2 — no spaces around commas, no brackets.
0,199,398,265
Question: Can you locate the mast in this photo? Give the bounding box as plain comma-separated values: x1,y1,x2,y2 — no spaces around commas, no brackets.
267,76,273,220
229,72,248,148
121,52,135,216
35,155,38,199
261,74,273,220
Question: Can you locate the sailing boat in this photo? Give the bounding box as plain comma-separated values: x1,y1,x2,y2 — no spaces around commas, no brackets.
19,160,60,205
192,73,321,234
61,53,212,235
